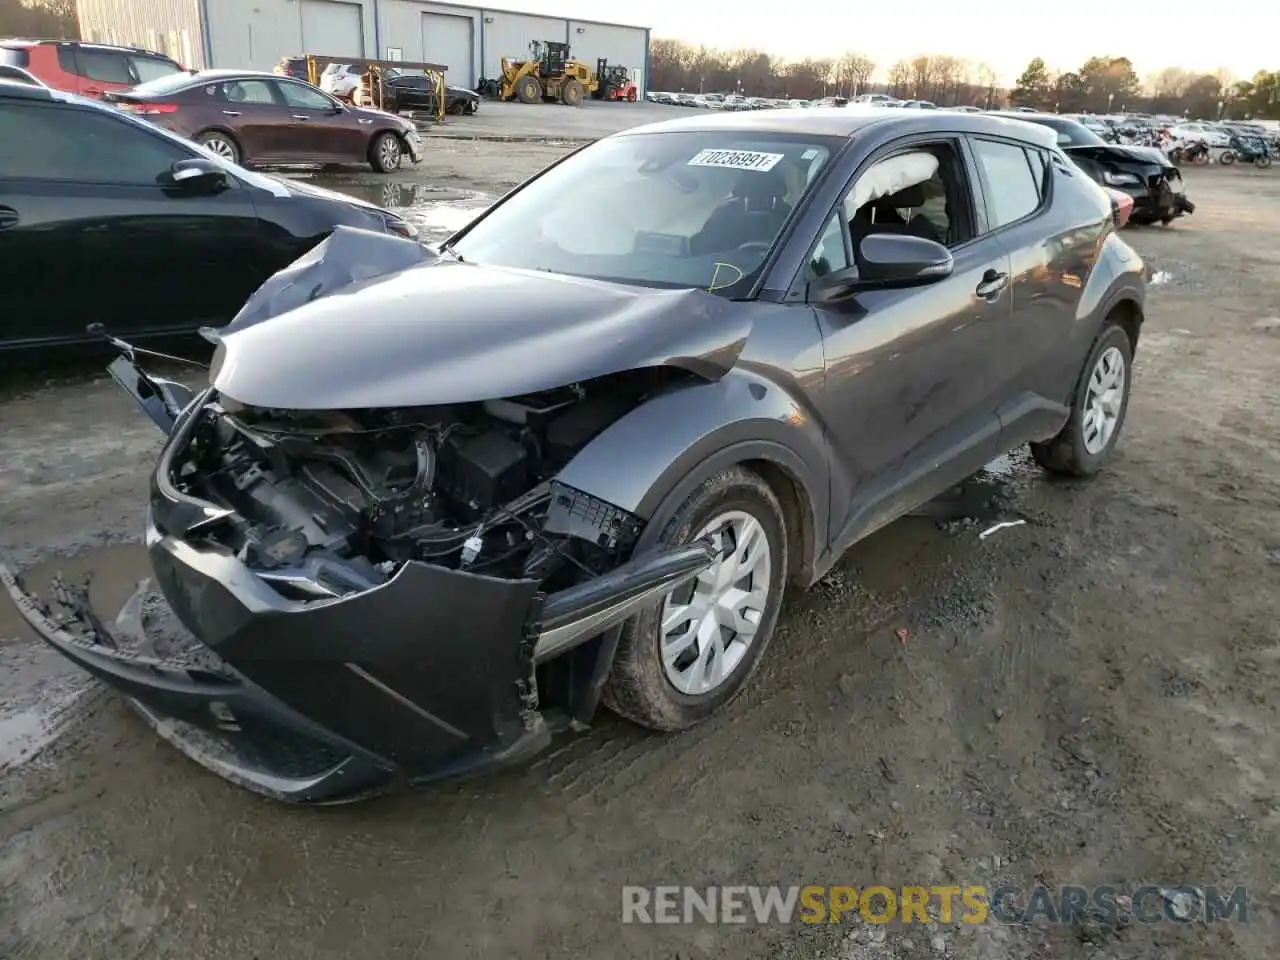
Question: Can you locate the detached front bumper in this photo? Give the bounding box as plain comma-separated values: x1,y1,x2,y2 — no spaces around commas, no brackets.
403,128,424,163
1117,173,1194,223
3,513,714,804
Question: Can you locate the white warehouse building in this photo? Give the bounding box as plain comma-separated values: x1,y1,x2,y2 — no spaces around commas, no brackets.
77,0,651,92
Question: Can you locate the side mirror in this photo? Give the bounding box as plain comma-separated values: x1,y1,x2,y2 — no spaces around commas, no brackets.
168,157,228,193
809,233,953,301
855,233,954,288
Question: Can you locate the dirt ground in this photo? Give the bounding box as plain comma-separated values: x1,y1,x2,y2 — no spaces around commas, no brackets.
2,128,1278,960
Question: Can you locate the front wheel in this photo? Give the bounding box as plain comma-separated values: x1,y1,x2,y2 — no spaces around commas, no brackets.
1220,150,1236,166
1030,322,1133,477
369,132,403,173
626,88,637,102
561,78,584,107
1257,153,1272,169
602,466,788,731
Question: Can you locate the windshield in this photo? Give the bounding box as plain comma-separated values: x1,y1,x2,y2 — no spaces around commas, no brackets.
131,72,199,97
449,131,836,297
1028,117,1105,148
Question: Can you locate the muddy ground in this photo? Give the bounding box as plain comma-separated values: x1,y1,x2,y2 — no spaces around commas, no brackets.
2,125,1278,960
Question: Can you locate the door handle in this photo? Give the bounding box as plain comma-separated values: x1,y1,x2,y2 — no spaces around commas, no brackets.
291,114,310,121
84,85,102,94
975,269,1009,301
222,110,241,117
0,206,19,230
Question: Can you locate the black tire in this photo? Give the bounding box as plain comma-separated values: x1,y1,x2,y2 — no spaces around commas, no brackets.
1257,154,1272,169
561,78,584,107
602,466,788,731
1220,150,1236,166
195,130,240,165
369,132,403,174
1030,322,1134,477
516,76,540,104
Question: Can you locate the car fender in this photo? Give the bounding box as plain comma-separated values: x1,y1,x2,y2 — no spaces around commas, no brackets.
555,367,830,583
1078,231,1146,326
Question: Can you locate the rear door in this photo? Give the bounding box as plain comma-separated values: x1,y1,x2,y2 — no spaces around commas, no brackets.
275,79,365,162
67,46,134,98
968,136,1092,434
212,77,288,160
0,100,267,347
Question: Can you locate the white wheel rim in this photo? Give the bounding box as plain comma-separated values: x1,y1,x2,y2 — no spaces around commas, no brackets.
1082,345,1126,455
660,510,772,696
379,137,401,168
204,137,234,159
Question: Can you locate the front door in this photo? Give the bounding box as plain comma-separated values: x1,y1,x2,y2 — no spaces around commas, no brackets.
803,137,1016,550
0,99,265,347
214,77,288,159
273,79,365,162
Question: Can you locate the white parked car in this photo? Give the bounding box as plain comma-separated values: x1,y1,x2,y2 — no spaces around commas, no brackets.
319,63,363,100
1170,122,1230,147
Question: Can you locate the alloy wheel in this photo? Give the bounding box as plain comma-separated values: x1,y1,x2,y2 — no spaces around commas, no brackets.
201,135,236,160
660,510,772,696
1082,345,1126,455
379,136,402,170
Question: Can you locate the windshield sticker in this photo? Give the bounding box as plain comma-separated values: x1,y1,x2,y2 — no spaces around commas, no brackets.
688,149,785,172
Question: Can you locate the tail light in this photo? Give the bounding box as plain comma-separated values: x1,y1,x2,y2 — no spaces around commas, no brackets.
1105,188,1134,229
123,103,180,115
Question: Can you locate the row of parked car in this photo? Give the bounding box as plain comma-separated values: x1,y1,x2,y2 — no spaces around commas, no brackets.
647,90,970,111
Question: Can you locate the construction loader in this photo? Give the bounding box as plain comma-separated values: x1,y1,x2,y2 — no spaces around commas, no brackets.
498,41,597,106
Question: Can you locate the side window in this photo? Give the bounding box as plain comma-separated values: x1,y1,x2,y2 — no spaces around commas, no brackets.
845,143,972,249
1026,148,1048,194
55,47,76,73
219,79,277,105
972,139,1042,229
75,49,133,84
130,55,179,84
807,213,849,279
0,102,188,183
278,81,333,110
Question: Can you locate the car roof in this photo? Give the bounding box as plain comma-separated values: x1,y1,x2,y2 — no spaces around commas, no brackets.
0,76,60,100
0,37,175,58
617,105,1060,148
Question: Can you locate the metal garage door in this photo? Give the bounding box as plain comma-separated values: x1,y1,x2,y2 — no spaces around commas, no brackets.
301,0,364,58
421,13,472,86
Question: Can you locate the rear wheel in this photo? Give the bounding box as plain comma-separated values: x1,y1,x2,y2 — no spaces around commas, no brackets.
626,88,637,102
562,78,584,106
1220,150,1236,165
516,75,540,104
603,466,788,731
1257,153,1272,169
1030,322,1133,477
369,132,403,173
196,130,240,164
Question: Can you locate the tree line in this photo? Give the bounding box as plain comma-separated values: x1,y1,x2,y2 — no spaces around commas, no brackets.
1012,56,1280,120
649,39,1280,120
650,40,1000,106
0,0,77,39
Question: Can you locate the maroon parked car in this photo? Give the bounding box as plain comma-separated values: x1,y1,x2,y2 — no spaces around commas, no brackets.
106,69,423,173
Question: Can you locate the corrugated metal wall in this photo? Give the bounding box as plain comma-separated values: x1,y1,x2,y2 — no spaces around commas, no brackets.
77,0,205,69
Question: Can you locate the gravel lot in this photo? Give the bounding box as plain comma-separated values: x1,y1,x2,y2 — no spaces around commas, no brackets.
2,105,1279,960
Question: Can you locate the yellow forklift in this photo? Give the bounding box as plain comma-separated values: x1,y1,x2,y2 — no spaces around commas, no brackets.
498,41,597,106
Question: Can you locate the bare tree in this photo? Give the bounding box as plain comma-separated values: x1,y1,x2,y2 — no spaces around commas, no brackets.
834,51,875,97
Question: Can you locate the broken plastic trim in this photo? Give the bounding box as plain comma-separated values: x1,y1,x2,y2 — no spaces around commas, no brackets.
532,539,717,663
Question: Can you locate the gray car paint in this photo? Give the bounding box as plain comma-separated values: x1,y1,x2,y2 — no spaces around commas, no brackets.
212,109,1145,587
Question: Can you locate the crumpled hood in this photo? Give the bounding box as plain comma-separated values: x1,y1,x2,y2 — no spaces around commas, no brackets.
1065,143,1174,170
211,231,752,410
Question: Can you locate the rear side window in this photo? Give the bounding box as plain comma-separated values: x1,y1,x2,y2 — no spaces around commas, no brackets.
0,102,189,183
130,55,180,83
57,47,77,73
217,79,278,105
971,139,1042,229
76,48,133,84
0,46,30,68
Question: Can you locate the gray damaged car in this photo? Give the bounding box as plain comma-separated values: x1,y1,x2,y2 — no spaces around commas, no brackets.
3,109,1148,803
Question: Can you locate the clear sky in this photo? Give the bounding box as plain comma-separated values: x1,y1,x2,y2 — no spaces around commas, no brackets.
504,0,1272,84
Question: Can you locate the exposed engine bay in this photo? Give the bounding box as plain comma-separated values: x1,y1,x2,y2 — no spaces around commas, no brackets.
175,375,667,602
